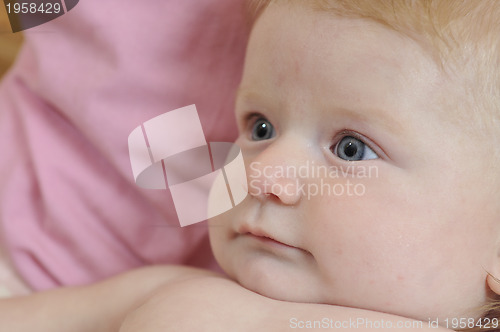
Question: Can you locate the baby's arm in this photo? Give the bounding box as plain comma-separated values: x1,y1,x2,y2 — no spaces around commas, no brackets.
0,265,216,332
120,276,453,332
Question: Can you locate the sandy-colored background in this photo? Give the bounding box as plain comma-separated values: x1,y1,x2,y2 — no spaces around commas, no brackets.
0,9,23,78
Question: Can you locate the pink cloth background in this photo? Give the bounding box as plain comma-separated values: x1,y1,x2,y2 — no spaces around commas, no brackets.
0,0,248,291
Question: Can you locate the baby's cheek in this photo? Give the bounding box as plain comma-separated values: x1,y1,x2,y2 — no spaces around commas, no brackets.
207,216,231,265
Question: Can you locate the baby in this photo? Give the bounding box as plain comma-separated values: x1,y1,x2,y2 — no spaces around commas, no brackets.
120,0,500,331
3,0,498,331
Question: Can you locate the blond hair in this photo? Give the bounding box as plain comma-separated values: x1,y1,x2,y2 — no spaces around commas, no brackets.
245,0,500,330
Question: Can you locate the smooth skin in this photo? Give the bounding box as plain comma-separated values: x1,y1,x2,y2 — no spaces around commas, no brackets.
0,266,214,332
119,271,451,332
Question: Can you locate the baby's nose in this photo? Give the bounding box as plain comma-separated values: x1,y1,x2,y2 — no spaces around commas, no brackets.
246,139,308,206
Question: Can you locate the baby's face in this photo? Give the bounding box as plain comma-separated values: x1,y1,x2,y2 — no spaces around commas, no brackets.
209,1,500,321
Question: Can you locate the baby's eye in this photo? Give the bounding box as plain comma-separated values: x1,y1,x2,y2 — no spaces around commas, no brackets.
251,117,275,141
332,136,378,161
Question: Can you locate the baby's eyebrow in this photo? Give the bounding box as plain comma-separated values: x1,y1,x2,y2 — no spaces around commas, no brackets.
234,87,278,116
332,107,405,137
236,87,405,137
235,87,247,103
235,87,265,105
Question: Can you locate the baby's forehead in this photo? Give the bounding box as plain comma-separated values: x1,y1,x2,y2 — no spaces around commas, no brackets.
245,10,442,119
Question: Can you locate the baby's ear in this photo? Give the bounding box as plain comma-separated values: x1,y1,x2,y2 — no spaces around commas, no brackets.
486,248,500,296
487,272,500,296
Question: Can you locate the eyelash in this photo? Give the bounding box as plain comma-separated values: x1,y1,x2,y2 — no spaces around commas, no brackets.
244,112,264,125
334,130,369,147
332,129,377,149
244,113,272,134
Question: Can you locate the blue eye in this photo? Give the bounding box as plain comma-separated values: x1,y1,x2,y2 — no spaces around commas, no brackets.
333,136,378,161
251,118,275,141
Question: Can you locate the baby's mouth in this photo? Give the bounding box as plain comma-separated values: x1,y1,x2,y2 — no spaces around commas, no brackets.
236,224,309,254
240,231,314,260
244,232,297,249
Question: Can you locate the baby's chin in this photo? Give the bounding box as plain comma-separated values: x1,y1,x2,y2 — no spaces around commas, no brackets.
228,267,442,323
225,262,333,305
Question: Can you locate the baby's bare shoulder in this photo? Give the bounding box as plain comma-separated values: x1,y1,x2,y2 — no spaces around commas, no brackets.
120,275,452,332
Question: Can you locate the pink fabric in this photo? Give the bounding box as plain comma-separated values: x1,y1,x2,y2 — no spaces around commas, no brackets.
0,0,248,290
